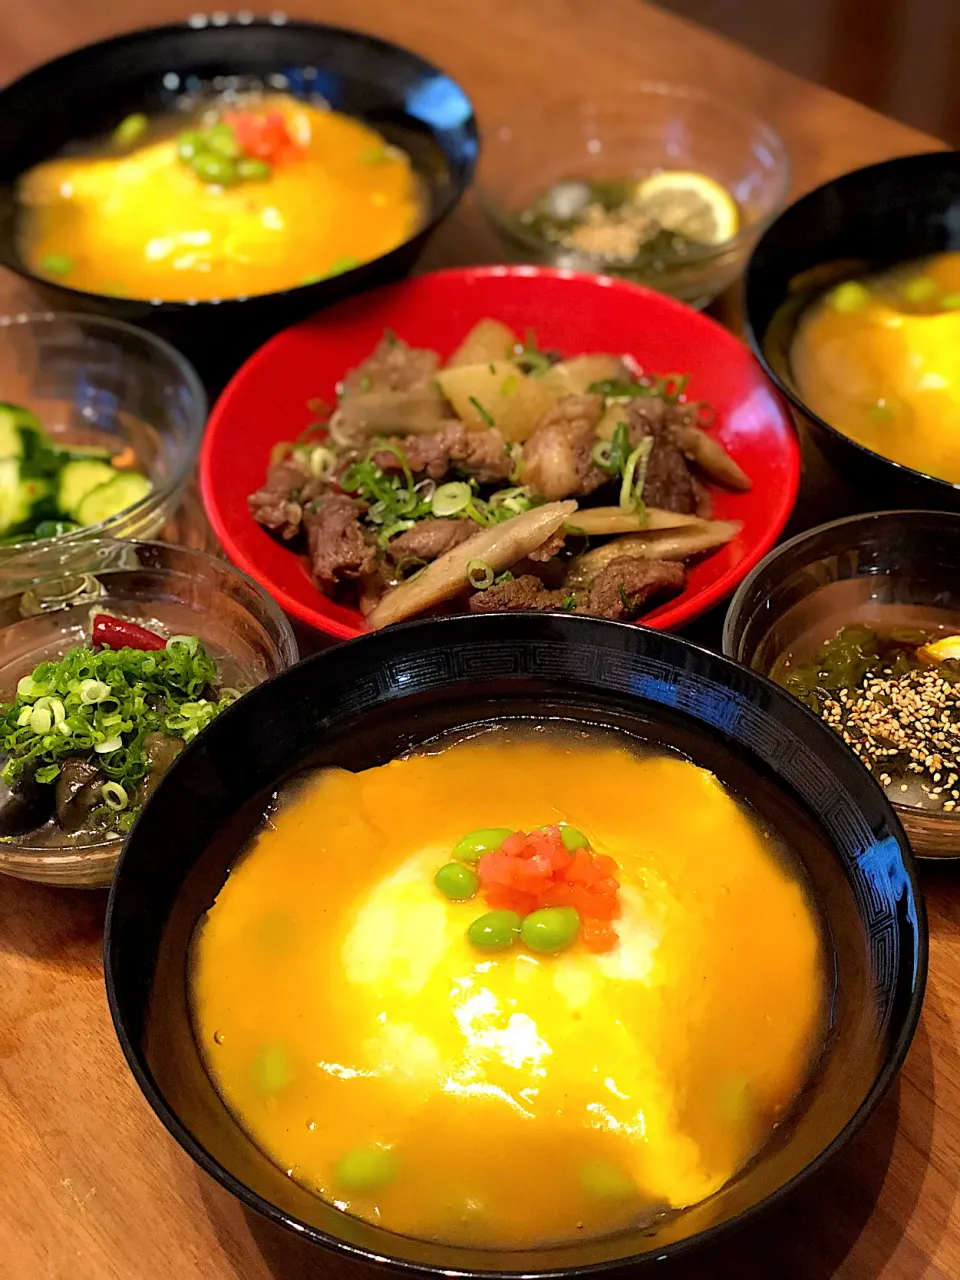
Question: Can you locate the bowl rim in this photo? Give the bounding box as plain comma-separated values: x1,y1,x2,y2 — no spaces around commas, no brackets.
476,80,792,267
0,309,207,552
200,263,802,641
721,505,960,842
0,15,478,312
742,151,960,497
0,535,299,864
103,611,927,1276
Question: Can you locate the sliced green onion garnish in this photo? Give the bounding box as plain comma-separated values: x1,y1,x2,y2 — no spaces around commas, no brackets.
95,734,123,754
80,679,111,704
101,781,129,811
467,559,495,590
591,440,613,468
166,635,199,656
432,481,472,518
308,445,336,478
468,396,496,427
16,675,42,698
500,374,519,396
29,706,52,735
620,437,653,511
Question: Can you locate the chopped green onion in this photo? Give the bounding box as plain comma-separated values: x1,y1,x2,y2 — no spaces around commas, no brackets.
591,440,613,469
308,445,336,478
620,437,653,510
35,764,60,784
468,396,496,428
901,276,937,304
16,707,32,727
467,559,495,590
236,157,272,181
829,281,870,313
657,373,689,403
16,675,42,699
432,481,472,518
29,706,52,735
500,374,518,396
95,734,123,754
101,781,129,811
166,635,199,656
79,679,111,705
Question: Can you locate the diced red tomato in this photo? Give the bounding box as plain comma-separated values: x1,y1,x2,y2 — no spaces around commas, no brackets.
224,109,301,164
476,825,622,948
581,922,618,953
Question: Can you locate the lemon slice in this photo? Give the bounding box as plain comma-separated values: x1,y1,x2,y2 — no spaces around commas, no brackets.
634,170,739,246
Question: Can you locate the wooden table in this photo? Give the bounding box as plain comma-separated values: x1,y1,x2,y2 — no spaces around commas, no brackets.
1,3,958,1277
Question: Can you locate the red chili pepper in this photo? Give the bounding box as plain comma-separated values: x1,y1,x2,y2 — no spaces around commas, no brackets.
92,613,166,651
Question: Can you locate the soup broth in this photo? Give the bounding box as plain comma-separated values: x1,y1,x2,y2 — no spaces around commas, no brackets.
17,94,423,301
788,252,960,484
190,728,825,1248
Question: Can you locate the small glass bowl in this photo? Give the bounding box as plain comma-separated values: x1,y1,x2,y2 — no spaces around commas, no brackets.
0,539,298,887
723,509,960,859
0,312,207,561
477,83,789,309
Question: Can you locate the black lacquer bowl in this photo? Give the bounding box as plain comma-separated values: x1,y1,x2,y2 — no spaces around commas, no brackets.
0,16,478,392
104,613,926,1275
744,151,960,511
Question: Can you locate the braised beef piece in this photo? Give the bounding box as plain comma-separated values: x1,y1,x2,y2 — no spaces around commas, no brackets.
521,395,608,500
371,422,515,484
139,734,185,806
248,460,323,541
341,335,440,396
468,557,684,620
469,575,569,613
387,519,475,564
304,494,378,589
626,399,697,514
580,557,685,620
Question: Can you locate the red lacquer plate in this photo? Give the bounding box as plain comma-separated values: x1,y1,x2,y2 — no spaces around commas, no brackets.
201,267,799,640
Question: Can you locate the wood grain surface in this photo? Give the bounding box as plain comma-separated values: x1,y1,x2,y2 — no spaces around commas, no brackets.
0,3,957,1278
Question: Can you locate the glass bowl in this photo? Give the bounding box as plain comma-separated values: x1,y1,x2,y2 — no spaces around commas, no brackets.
0,539,298,887
723,509,960,859
0,312,206,561
477,83,789,309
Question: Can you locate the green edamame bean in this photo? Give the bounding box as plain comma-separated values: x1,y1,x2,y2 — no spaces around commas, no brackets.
237,156,273,181
454,826,513,863
467,910,522,951
192,151,238,186
177,130,206,161
579,1161,637,1201
520,906,580,953
206,121,242,159
559,824,590,851
335,1146,398,1192
253,1043,291,1093
434,861,480,901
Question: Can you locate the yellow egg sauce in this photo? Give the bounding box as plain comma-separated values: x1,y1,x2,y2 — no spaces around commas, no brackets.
791,253,960,483
191,732,824,1248
17,96,422,301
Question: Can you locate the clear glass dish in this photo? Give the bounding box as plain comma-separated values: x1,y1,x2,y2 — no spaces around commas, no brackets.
477,83,789,309
0,539,298,887
0,312,207,560
723,509,960,859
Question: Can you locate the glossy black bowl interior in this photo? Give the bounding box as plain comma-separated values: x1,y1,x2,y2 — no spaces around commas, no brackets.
104,613,925,1275
744,151,960,511
0,17,478,393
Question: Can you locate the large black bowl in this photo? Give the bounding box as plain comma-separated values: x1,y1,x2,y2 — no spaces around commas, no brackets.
104,613,926,1275
0,17,478,392
744,151,960,511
